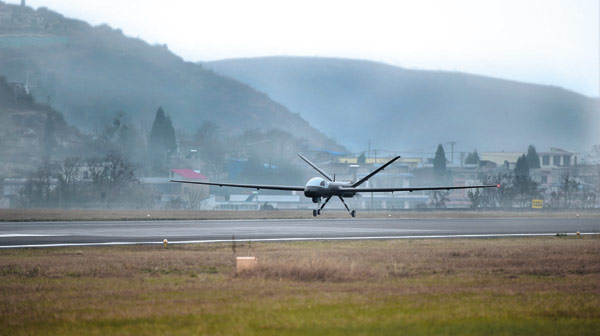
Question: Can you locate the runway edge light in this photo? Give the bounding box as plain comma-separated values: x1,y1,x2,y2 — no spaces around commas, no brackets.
163,239,168,247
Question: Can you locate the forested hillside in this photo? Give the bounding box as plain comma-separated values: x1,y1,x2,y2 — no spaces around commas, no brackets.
0,2,341,151
207,57,600,152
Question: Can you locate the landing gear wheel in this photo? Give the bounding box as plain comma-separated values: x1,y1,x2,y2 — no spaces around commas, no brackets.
313,209,317,217
351,210,356,217
317,209,321,215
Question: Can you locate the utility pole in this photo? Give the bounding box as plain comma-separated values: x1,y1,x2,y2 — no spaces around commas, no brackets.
368,139,371,158
447,141,456,165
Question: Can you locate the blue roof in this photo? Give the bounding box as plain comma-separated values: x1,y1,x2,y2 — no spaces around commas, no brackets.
311,149,349,156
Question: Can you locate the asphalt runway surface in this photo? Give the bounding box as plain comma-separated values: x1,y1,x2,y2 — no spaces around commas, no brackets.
1,217,599,248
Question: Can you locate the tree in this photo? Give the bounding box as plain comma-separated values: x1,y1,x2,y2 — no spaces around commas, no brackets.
18,161,57,207
183,185,207,209
88,151,141,206
585,144,600,164
149,107,177,175
56,157,83,206
467,188,484,208
194,121,227,180
430,191,449,208
513,175,542,208
558,172,580,208
464,150,480,165
579,185,597,209
514,154,529,177
149,106,176,153
357,151,366,164
96,112,145,163
526,145,540,169
433,144,447,182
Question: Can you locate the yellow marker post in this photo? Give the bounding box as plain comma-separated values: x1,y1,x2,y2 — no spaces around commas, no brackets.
531,199,543,209
577,231,580,238
163,239,168,247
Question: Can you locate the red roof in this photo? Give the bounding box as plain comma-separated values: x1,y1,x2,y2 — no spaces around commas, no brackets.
171,169,207,179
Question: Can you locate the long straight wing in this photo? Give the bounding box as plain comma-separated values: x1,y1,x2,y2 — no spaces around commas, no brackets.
352,156,400,187
170,180,305,191
341,184,500,193
298,153,333,181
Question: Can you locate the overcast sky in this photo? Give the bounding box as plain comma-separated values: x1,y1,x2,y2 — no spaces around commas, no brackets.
8,0,600,97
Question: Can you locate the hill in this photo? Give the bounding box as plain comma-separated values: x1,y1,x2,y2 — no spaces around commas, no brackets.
206,57,600,153
0,3,340,150
0,76,85,176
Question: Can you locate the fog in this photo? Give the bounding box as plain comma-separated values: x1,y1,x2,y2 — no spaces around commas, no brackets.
0,1,598,210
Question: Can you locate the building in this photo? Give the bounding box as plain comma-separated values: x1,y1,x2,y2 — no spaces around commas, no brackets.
336,156,423,169
140,169,209,209
481,148,578,169
538,148,578,168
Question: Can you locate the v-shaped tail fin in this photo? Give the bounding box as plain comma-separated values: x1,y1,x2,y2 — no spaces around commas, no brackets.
298,153,333,181
352,156,401,187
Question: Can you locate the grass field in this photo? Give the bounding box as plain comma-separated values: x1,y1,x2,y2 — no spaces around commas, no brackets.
1,237,599,335
1,208,599,221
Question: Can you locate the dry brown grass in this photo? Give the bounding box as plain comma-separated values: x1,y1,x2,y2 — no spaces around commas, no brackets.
1,237,599,335
233,237,600,284
1,208,598,221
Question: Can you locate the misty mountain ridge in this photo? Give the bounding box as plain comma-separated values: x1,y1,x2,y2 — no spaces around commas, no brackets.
206,56,600,153
0,2,341,151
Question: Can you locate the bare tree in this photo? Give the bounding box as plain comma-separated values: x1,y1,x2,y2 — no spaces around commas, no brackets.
183,185,206,209
56,157,82,206
430,191,449,208
559,172,580,208
18,161,56,207
87,151,140,206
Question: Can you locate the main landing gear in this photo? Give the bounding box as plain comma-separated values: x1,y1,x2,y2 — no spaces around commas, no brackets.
312,196,356,217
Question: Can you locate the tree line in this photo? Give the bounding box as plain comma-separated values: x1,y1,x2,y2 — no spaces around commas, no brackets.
431,143,598,209
18,151,155,208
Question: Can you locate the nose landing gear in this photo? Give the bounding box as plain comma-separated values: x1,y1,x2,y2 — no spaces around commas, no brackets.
313,196,331,217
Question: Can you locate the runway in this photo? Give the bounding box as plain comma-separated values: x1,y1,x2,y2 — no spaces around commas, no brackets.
1,217,598,248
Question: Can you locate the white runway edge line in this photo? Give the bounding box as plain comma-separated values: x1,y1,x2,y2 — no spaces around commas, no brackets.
0,232,597,249
0,234,65,237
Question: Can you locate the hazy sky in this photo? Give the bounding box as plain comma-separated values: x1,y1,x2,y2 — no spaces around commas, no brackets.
8,0,600,97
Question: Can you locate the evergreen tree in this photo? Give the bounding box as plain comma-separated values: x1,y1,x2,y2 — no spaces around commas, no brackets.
164,115,177,152
464,150,480,164
514,154,530,177
433,144,447,181
526,145,541,169
149,106,176,153
357,151,366,164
